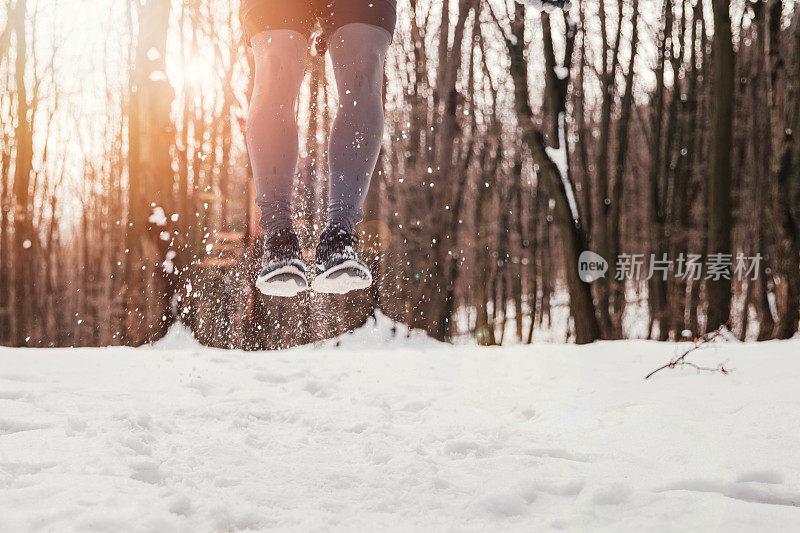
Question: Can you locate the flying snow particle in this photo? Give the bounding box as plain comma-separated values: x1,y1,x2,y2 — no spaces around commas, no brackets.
163,250,177,274
148,207,168,226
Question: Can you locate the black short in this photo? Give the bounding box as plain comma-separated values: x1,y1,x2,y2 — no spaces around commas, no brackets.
240,0,396,44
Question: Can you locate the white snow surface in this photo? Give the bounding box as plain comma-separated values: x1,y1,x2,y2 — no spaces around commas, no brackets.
2,314,800,531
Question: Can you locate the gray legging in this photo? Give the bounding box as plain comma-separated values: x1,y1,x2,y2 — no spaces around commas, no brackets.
246,23,391,238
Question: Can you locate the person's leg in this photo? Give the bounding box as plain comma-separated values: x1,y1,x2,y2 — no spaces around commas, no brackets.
246,30,307,238
326,23,392,232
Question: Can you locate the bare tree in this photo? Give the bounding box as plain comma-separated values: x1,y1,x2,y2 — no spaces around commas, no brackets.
124,0,176,344
705,0,735,333
497,4,600,344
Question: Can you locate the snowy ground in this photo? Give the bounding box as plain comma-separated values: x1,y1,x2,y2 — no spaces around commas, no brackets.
1,316,800,532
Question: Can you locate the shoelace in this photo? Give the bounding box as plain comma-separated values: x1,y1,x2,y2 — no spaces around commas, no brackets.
266,229,301,262
318,226,357,259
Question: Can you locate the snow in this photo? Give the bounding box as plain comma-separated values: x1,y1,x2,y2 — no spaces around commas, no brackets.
146,47,161,61
161,250,177,274
544,112,580,222
148,70,167,82
516,0,573,13
148,206,168,226
1,317,800,531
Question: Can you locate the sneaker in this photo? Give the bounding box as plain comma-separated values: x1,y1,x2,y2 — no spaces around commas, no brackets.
255,228,308,297
311,224,372,294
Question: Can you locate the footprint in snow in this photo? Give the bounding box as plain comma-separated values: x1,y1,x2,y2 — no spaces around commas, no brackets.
185,379,214,397
168,495,193,516
399,399,431,412
735,469,784,485
475,492,528,517
118,434,154,456
345,422,369,433
64,416,88,436
115,413,154,430
304,380,333,398
254,371,296,384
0,418,51,436
0,390,35,402
658,478,800,507
583,482,632,505
441,439,491,457
129,460,166,485
0,460,58,478
521,447,591,463
209,507,265,531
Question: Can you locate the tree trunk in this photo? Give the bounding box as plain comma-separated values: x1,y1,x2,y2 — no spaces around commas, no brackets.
475,143,500,345
425,0,475,341
765,0,800,339
11,0,34,346
505,10,599,344
705,0,735,332
124,0,176,345
0,109,11,343
607,0,639,338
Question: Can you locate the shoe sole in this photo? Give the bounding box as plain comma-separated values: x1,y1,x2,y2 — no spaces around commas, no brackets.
311,260,372,294
256,264,308,297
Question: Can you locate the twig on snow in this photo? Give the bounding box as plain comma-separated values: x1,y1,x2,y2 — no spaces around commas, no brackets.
644,329,731,380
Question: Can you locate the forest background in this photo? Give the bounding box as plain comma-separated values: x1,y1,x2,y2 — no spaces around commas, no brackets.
1,0,798,349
